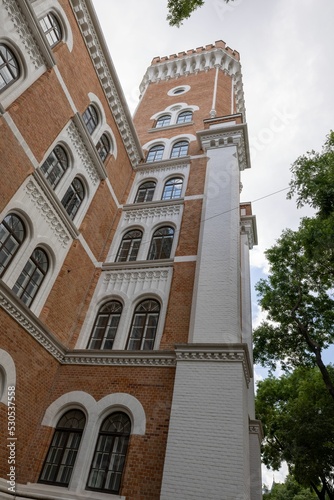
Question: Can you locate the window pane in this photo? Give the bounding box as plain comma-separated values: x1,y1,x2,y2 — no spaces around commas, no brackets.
40,145,68,188
127,300,160,351
61,178,85,220
96,134,110,162
177,111,192,124
40,14,62,48
162,178,183,200
134,181,156,203
155,115,171,128
83,105,98,134
146,145,164,162
170,141,189,158
116,230,142,262
87,301,122,350
148,227,174,260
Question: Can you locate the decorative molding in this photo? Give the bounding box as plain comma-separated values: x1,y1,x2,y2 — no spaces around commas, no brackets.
249,419,264,442
175,343,252,386
67,121,101,185
25,178,73,246
69,0,143,167
0,282,175,368
197,122,251,171
123,204,181,222
240,215,258,249
135,156,190,173
103,269,170,284
139,45,245,117
3,0,46,69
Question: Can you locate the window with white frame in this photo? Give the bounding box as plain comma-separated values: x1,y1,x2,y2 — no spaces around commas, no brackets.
39,13,62,48
146,144,164,163
126,299,160,350
61,177,85,220
0,44,20,93
96,133,110,162
148,226,174,260
162,177,183,200
82,105,99,135
155,114,171,128
0,214,26,278
116,230,142,262
39,410,86,486
134,181,156,203
170,140,189,158
87,301,122,350
86,412,131,494
12,247,49,307
177,110,192,124
40,145,69,188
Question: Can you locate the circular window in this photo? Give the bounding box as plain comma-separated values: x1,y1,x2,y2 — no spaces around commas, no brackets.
167,85,190,97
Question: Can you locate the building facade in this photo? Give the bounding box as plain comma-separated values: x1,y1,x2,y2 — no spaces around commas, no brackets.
0,0,262,498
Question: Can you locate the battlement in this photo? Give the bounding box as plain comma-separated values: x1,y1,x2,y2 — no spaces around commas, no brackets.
151,40,240,64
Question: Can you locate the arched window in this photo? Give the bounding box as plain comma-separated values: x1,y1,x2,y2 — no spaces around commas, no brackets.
116,230,142,262
12,247,49,307
87,301,122,350
61,177,85,220
146,144,164,163
170,140,189,158
82,105,99,134
96,133,110,162
155,115,171,128
127,300,160,350
40,145,68,188
148,226,174,260
40,13,62,48
87,412,131,493
162,177,183,200
134,181,156,203
0,44,20,92
177,110,192,124
0,214,25,278
39,410,86,486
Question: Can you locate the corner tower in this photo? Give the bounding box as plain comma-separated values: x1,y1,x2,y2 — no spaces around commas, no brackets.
132,41,262,499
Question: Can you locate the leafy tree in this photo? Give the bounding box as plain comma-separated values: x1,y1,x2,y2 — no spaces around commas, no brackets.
167,0,232,26
256,367,334,499
253,132,334,400
263,475,317,499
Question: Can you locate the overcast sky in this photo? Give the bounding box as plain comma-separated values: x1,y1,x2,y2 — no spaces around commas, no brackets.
91,0,334,486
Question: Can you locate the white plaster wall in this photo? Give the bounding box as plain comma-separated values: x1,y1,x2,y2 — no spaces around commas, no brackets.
250,432,263,500
190,145,241,343
161,361,251,499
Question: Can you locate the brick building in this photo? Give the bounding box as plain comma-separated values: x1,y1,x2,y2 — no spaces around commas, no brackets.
0,0,262,498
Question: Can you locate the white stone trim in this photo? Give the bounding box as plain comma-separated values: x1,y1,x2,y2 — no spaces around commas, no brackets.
0,350,16,405
142,134,196,163
1,111,39,168
150,102,199,128
167,84,191,96
31,0,74,52
69,0,143,167
240,214,258,249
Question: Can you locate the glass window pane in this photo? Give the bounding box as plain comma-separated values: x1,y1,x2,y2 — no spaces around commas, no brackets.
0,44,19,91
40,14,62,48
12,248,48,307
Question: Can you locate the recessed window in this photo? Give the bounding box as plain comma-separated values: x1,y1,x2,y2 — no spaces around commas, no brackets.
134,181,156,203
146,144,164,163
170,140,189,158
61,177,85,220
155,115,171,128
177,110,192,124
40,13,62,48
162,178,183,200
87,412,131,494
0,214,25,278
39,410,86,486
0,44,19,92
12,247,49,307
87,301,122,350
173,88,185,95
82,105,99,135
116,230,142,262
96,133,110,162
148,226,174,260
126,300,160,350
40,145,68,188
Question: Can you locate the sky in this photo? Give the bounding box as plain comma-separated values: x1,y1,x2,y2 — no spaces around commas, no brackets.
91,0,334,487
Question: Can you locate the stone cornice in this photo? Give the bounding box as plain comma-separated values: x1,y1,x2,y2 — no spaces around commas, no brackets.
175,343,252,386
69,0,144,167
139,44,245,117
123,203,182,222
123,198,184,211
102,260,173,271
148,121,194,133
240,214,258,249
134,156,190,172
197,122,251,171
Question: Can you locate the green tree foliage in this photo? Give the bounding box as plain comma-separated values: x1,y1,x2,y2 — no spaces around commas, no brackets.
263,475,317,499
253,132,334,400
256,367,334,499
166,0,232,26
